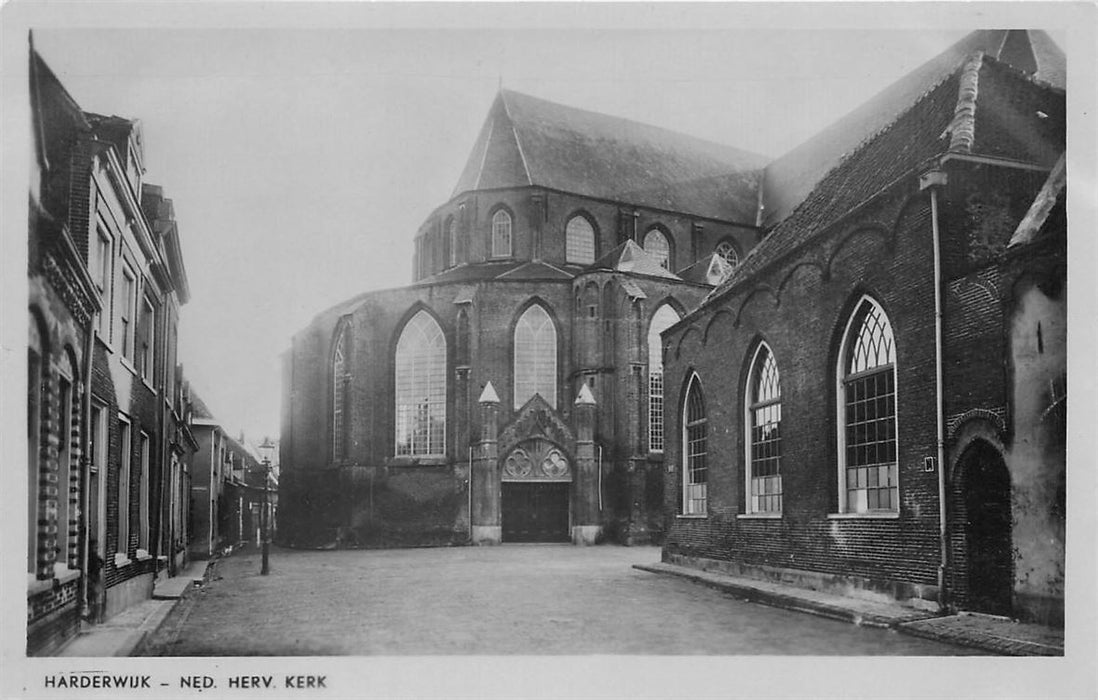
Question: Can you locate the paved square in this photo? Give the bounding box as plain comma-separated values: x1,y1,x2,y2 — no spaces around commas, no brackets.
143,546,977,655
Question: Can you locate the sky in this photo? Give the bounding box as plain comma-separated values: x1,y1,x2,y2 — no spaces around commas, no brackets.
19,7,1067,444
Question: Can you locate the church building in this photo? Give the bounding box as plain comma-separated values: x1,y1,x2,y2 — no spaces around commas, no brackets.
278,29,1066,624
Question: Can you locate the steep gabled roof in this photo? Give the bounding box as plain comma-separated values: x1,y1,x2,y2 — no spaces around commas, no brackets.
760,30,1065,227
453,90,768,223
711,50,1066,302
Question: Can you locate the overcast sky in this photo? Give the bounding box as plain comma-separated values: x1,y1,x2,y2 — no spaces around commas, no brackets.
24,11,1064,444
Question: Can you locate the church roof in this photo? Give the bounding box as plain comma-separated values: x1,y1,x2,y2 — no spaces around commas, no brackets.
453,89,768,223
710,51,1065,301
760,30,1065,228
677,252,733,287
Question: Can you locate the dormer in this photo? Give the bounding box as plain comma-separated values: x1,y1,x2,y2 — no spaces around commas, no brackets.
125,122,145,196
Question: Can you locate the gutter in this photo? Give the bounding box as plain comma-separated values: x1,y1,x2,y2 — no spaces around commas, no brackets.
921,168,950,612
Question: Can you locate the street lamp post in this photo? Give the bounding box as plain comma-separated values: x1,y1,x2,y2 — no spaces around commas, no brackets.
257,438,276,575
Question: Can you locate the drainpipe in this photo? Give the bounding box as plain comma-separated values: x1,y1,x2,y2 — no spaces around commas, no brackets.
468,445,473,543
596,445,603,512
923,169,950,611
78,313,95,619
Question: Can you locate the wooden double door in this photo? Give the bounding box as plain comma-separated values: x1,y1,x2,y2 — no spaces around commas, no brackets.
501,482,570,543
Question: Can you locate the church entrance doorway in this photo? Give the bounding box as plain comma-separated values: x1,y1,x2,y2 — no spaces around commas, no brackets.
502,482,570,543
959,440,1013,616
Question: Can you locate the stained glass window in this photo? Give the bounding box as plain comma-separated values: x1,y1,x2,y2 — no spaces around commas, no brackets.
395,311,447,456
643,229,671,269
566,216,596,265
683,375,707,515
514,304,557,409
748,344,782,513
647,304,681,452
841,298,898,513
492,209,512,258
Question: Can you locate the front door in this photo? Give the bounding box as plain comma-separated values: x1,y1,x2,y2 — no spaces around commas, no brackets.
502,482,570,543
962,441,1014,616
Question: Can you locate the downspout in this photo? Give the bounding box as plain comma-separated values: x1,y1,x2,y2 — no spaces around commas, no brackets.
468,445,473,543
78,313,95,619
597,445,603,512
926,173,950,611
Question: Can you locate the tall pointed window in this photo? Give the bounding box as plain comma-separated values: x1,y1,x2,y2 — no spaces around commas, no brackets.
395,311,447,456
491,209,512,258
643,229,671,269
682,374,708,515
647,304,681,452
57,355,77,568
838,297,898,513
514,304,557,409
746,343,782,514
566,215,596,265
332,326,351,460
448,217,458,268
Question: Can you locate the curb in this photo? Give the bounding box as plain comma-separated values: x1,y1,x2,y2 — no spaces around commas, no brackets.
895,619,1065,657
633,563,915,629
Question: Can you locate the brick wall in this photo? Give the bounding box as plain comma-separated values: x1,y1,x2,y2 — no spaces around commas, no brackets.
661,186,945,594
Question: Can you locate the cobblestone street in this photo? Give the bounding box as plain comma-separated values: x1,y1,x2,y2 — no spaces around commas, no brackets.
142,546,978,656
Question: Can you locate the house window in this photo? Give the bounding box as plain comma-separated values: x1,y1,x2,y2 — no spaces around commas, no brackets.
682,374,707,515
395,310,447,456
139,295,155,379
715,240,739,268
27,320,43,575
332,326,351,460
643,229,671,269
57,360,77,568
566,215,596,265
88,405,107,560
93,225,112,336
120,266,136,360
838,297,898,513
514,303,557,409
746,343,782,514
139,432,150,550
647,304,681,452
448,217,458,268
118,415,132,555
491,209,512,258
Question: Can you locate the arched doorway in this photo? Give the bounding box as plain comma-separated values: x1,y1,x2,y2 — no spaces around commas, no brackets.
959,440,1014,615
500,438,571,543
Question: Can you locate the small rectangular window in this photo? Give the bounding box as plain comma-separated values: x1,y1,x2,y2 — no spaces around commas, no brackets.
139,295,155,379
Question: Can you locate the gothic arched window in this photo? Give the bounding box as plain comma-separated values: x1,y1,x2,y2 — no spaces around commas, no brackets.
447,217,458,268
332,326,351,461
643,228,671,269
682,373,708,515
491,209,512,258
566,215,596,265
395,311,447,456
715,239,739,268
838,296,898,513
746,343,782,514
514,304,557,409
647,304,681,453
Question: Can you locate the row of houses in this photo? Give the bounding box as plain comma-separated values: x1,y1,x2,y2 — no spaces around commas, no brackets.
27,40,276,656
